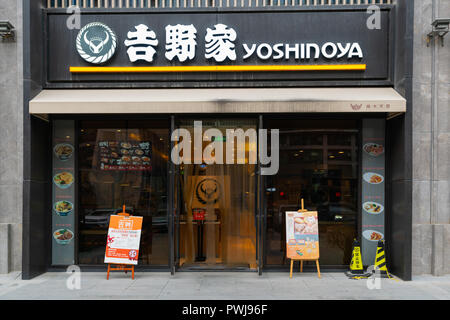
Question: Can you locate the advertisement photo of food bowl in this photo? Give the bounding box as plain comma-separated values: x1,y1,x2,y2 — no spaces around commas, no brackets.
53,200,74,216
363,201,384,215
53,143,74,161
363,143,384,157
362,230,384,242
363,172,384,185
53,172,74,189
53,229,74,245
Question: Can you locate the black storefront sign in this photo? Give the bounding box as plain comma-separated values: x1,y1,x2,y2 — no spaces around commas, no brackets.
46,9,391,85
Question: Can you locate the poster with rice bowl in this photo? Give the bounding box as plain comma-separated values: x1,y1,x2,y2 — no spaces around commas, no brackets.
105,215,143,265
285,211,319,260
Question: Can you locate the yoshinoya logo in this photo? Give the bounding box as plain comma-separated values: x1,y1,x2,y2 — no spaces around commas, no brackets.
196,178,220,205
350,103,392,111
76,22,117,64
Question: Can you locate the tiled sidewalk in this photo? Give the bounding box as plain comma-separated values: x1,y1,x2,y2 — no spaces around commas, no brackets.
1,271,449,300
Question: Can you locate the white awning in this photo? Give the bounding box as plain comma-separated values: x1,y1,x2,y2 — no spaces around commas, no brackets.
29,87,406,114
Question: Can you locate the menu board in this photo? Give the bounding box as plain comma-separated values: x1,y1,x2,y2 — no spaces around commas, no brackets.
52,120,76,265
361,119,386,265
98,141,152,171
285,211,319,260
104,215,143,265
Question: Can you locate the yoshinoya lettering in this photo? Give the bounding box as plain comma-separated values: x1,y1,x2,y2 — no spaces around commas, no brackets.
76,22,364,65
243,42,363,60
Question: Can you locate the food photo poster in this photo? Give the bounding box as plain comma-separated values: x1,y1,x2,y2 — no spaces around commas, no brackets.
361,119,386,265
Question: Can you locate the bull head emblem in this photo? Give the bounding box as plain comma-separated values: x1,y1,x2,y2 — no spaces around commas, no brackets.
196,179,220,205
201,181,218,200
84,30,110,54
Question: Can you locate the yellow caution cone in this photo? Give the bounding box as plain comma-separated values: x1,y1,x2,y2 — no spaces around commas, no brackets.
374,239,392,278
346,239,371,279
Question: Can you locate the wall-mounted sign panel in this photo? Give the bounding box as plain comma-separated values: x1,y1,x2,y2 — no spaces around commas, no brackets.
52,120,76,265
97,140,152,171
46,9,391,86
361,118,386,266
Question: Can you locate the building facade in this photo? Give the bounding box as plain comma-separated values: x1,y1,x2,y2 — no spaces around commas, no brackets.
0,0,23,274
0,0,448,280
412,0,450,276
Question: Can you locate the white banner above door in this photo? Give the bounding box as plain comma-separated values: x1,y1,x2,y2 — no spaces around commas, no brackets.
29,87,406,115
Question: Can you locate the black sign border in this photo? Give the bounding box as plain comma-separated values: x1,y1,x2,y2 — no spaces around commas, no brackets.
43,5,395,89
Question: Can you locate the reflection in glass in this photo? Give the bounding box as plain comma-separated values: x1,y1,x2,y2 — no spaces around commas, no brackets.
175,119,257,269
265,119,358,266
78,120,169,265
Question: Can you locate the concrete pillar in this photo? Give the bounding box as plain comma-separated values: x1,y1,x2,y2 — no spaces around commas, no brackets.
0,0,23,273
431,225,450,276
412,0,450,276
431,225,443,276
0,224,10,274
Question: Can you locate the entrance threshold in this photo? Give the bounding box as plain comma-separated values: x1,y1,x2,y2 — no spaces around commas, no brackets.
177,266,257,272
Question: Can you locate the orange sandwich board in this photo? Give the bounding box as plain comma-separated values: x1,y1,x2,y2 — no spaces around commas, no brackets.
105,205,143,280
285,199,321,278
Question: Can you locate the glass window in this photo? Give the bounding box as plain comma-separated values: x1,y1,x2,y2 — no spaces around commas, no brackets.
78,119,169,266
328,133,353,146
265,119,359,267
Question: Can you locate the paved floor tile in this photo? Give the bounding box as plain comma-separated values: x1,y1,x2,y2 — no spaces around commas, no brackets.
0,272,449,300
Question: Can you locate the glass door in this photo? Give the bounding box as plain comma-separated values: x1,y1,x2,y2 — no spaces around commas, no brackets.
174,119,258,270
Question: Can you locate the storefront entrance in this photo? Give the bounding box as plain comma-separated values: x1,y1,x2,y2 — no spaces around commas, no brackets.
73,117,359,270
21,3,413,281
174,119,258,270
